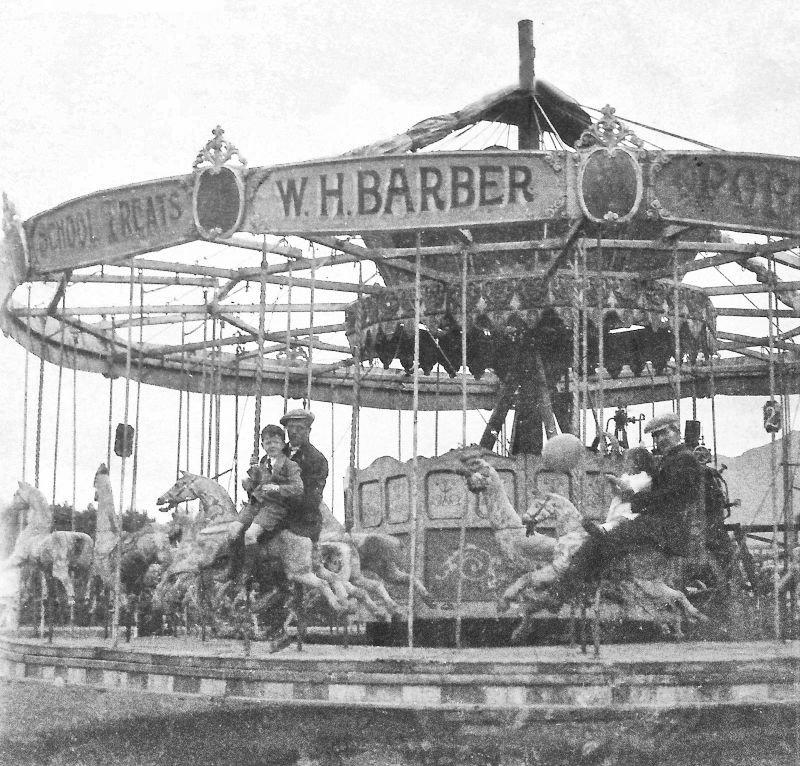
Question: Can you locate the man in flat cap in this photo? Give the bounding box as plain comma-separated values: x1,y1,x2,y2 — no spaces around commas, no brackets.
279,409,328,543
563,411,704,588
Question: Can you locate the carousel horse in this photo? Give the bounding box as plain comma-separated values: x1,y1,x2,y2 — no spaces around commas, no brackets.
153,471,348,614
460,450,560,573
461,453,707,633
90,464,120,593
319,503,434,612
0,481,93,630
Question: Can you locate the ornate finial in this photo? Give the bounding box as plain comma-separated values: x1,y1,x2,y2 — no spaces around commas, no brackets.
193,125,247,173
575,105,643,151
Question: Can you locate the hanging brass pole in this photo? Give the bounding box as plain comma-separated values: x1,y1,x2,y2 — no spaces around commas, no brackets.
283,258,293,413
672,242,682,425
306,244,316,405
768,256,781,640
253,241,267,462
22,285,31,483
346,264,363,534
407,234,422,648
455,248,469,649
112,264,135,646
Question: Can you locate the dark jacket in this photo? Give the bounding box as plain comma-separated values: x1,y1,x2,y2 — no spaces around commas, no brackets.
282,441,328,542
629,442,703,556
239,453,303,531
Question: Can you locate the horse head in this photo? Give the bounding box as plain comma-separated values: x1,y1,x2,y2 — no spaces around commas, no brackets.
156,471,200,512
521,492,583,536
459,451,495,494
156,472,237,524
12,481,51,535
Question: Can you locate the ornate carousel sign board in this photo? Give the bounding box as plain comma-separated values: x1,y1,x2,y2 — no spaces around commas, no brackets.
24,175,197,275
243,151,573,236
651,152,800,235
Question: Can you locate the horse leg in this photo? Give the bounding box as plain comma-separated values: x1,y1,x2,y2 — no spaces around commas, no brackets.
270,533,348,613
343,581,387,620
352,574,401,617
51,560,74,630
315,566,351,605
38,571,46,639
381,562,435,607
499,571,543,611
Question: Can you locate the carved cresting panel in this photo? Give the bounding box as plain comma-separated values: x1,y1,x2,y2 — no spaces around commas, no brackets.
425,470,468,519
359,480,383,528
386,475,410,523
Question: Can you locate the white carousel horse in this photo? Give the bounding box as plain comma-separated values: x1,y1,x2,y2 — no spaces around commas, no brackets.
460,451,560,573
461,453,707,630
90,464,120,592
319,503,434,613
0,481,93,630
154,471,348,614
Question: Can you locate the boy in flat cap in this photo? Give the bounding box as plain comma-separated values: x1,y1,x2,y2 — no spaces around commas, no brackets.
563,411,703,589
230,424,303,545
279,409,328,543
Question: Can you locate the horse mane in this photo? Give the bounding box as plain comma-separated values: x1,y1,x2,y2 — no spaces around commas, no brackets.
166,472,237,522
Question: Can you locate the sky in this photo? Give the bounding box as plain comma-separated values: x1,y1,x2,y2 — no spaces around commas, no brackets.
1,0,799,515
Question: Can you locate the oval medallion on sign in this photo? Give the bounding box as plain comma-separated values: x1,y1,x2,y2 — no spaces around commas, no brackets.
578,147,642,224
193,165,245,239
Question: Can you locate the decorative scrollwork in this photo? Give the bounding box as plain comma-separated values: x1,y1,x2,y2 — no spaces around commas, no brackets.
545,194,567,219
575,105,643,151
647,198,669,220
542,152,565,173
193,125,247,173
648,150,672,175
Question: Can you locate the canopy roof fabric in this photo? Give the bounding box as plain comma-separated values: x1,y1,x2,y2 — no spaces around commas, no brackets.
343,79,591,157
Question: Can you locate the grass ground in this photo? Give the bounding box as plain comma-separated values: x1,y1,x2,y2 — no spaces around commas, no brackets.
0,680,798,766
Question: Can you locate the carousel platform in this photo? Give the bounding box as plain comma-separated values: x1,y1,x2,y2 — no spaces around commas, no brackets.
1,631,798,721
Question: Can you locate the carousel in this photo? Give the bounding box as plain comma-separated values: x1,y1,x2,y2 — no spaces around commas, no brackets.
0,20,797,719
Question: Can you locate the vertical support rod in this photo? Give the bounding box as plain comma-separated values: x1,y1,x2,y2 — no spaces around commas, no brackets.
113,263,135,646
52,299,66,505
71,344,77,529
672,243,682,425
283,258,293,413
767,256,781,640
254,242,267,462
200,294,207,475
455,248,469,649
130,272,144,513
346,264,363,533
709,354,718,468
580,242,589,451
596,233,605,449
306,244,316,405
22,285,32,483
408,234,422,648
517,19,539,150
105,322,114,472
176,315,185,481
571,250,581,437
